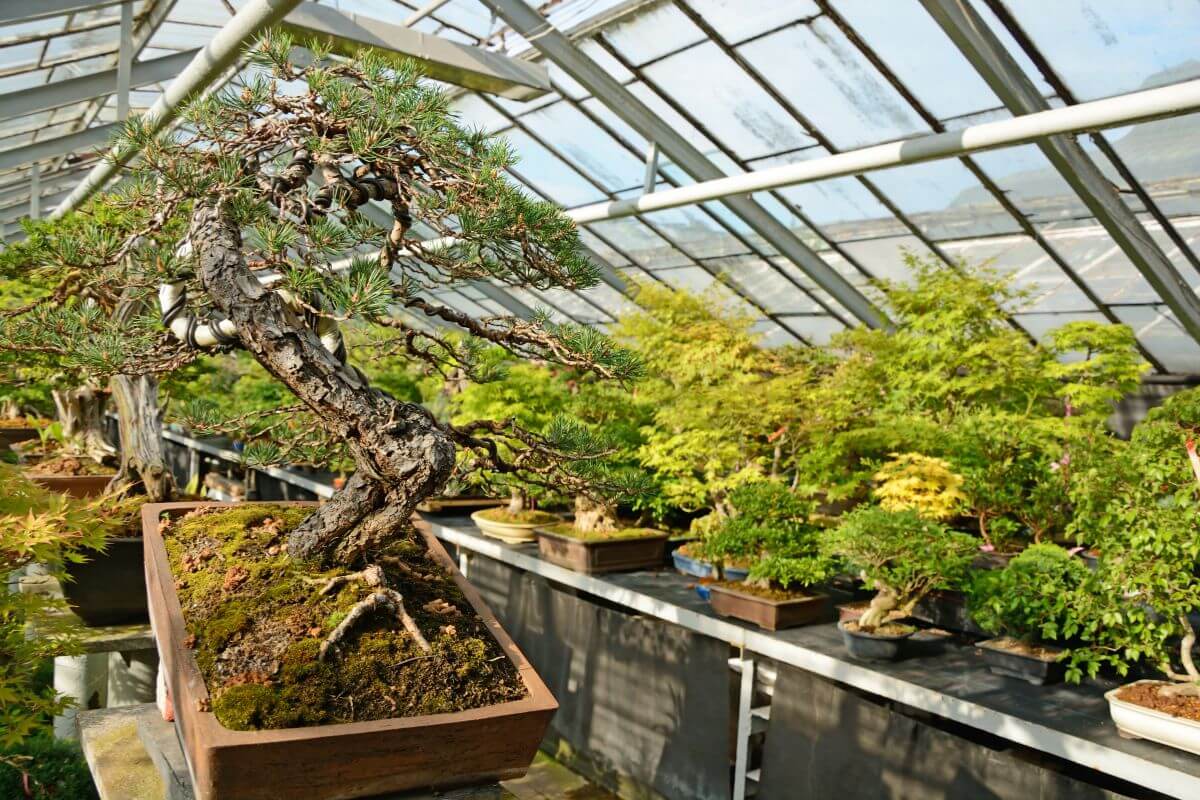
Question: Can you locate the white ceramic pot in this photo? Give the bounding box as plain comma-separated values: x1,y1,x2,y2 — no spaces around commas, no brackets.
470,509,543,544
1105,680,1200,755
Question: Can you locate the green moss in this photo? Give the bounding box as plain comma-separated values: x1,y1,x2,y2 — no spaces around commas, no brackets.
164,504,527,732
541,522,663,542
476,507,559,525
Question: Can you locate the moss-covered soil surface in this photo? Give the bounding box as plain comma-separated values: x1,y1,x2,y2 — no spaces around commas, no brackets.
163,505,526,731
475,507,559,525
0,416,43,428
540,522,663,542
709,580,819,602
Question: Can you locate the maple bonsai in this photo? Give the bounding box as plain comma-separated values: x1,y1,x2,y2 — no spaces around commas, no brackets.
1,36,639,664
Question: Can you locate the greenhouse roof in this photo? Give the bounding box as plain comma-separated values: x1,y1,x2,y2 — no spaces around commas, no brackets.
3,0,1200,373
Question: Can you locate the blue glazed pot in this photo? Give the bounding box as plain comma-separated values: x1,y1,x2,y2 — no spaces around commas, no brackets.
673,551,715,578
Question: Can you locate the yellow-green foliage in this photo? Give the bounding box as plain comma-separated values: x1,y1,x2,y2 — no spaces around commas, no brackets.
0,465,106,750
873,453,966,521
614,281,828,515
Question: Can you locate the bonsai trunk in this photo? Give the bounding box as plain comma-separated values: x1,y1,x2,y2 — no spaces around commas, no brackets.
506,487,526,515
1163,614,1200,697
574,494,617,534
190,199,455,567
109,373,175,501
1,398,20,419
858,581,900,632
51,385,115,462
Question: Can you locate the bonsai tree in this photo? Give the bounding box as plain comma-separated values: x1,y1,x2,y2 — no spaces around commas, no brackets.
701,480,831,590
967,542,1089,646
1062,388,1200,689
823,506,977,632
2,37,641,660
613,280,827,520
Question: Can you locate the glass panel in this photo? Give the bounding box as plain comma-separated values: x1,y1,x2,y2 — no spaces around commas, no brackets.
534,287,609,322
738,17,927,149
449,94,510,133
520,101,645,192
1113,305,1200,373
778,314,845,346
499,129,607,207
43,28,119,61
0,68,49,93
639,204,750,260
602,1,707,66
684,0,818,43
939,233,1097,313
642,42,815,161
869,159,1022,240
624,82,719,156
711,255,822,314
969,144,1088,224
585,218,694,270
168,0,232,26
996,0,1200,101
1105,115,1200,219
580,282,637,318
836,235,939,284
578,228,631,267
578,38,634,84
1011,311,1109,342
752,318,804,348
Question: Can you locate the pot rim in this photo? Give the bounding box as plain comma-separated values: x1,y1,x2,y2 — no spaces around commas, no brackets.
708,583,827,607
534,526,668,545
977,636,1063,662
470,508,557,531
1105,679,1200,731
837,619,915,641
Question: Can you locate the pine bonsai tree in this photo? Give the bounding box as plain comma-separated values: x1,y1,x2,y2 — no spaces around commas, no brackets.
3,36,639,657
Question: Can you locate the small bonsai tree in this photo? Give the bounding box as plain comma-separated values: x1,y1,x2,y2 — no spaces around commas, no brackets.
700,481,831,592
967,542,1088,646
823,506,977,632
1062,388,1200,689
1,38,643,664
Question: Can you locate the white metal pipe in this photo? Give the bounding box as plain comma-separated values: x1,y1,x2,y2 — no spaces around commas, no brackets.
565,77,1200,224
116,0,132,120
404,0,452,28
51,0,302,219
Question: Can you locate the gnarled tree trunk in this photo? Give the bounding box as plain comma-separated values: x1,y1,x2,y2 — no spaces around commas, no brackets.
109,373,175,501
51,385,116,462
189,200,455,567
574,494,617,534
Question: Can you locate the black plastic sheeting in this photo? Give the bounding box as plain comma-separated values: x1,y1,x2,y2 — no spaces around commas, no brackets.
465,553,732,800
757,664,1159,800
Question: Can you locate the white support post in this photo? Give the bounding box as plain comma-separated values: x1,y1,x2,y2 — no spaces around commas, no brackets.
116,0,133,120
733,657,755,800
642,141,659,194
28,162,39,219
458,552,469,577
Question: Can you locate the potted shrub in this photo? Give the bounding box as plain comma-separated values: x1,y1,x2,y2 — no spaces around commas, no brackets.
701,482,833,630
535,493,667,574
967,543,1088,684
4,37,656,798
824,506,977,661
1060,389,1200,754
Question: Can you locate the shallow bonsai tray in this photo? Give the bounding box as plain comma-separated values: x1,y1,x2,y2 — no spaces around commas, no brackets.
143,501,557,800
0,427,39,447
708,584,832,631
29,474,113,499
64,537,147,627
1106,680,1200,756
535,528,669,575
470,509,548,544
977,637,1065,685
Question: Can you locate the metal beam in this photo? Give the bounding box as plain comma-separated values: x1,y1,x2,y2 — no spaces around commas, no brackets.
28,164,39,220
0,0,122,25
0,125,118,172
920,0,1200,344
0,50,198,123
53,0,303,218
479,0,888,330
281,3,551,101
117,0,134,121
0,168,92,206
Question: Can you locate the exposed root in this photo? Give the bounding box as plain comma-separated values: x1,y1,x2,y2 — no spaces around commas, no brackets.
315,564,430,661
1160,682,1200,698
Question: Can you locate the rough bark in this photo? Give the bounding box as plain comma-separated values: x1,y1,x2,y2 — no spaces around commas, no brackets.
857,582,900,632
506,487,525,515
573,494,617,534
189,199,455,566
51,385,116,462
1,398,21,419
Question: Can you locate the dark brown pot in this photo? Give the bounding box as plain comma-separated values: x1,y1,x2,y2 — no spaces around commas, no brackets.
144,502,557,800
708,585,832,631
535,528,668,574
911,589,987,636
416,496,504,514
63,537,147,626
29,474,113,498
0,427,39,447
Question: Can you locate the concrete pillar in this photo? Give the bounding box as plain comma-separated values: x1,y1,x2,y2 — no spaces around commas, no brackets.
53,653,108,739
107,648,158,707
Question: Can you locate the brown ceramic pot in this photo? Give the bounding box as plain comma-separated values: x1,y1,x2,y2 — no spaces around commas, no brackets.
144,501,557,800
535,528,668,574
708,584,832,631
29,474,113,498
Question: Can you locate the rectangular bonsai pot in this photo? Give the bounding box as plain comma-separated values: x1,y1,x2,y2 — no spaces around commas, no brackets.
708,585,832,631
143,501,557,800
29,474,113,499
977,637,1065,685
535,528,669,574
1106,680,1200,755
0,427,39,447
